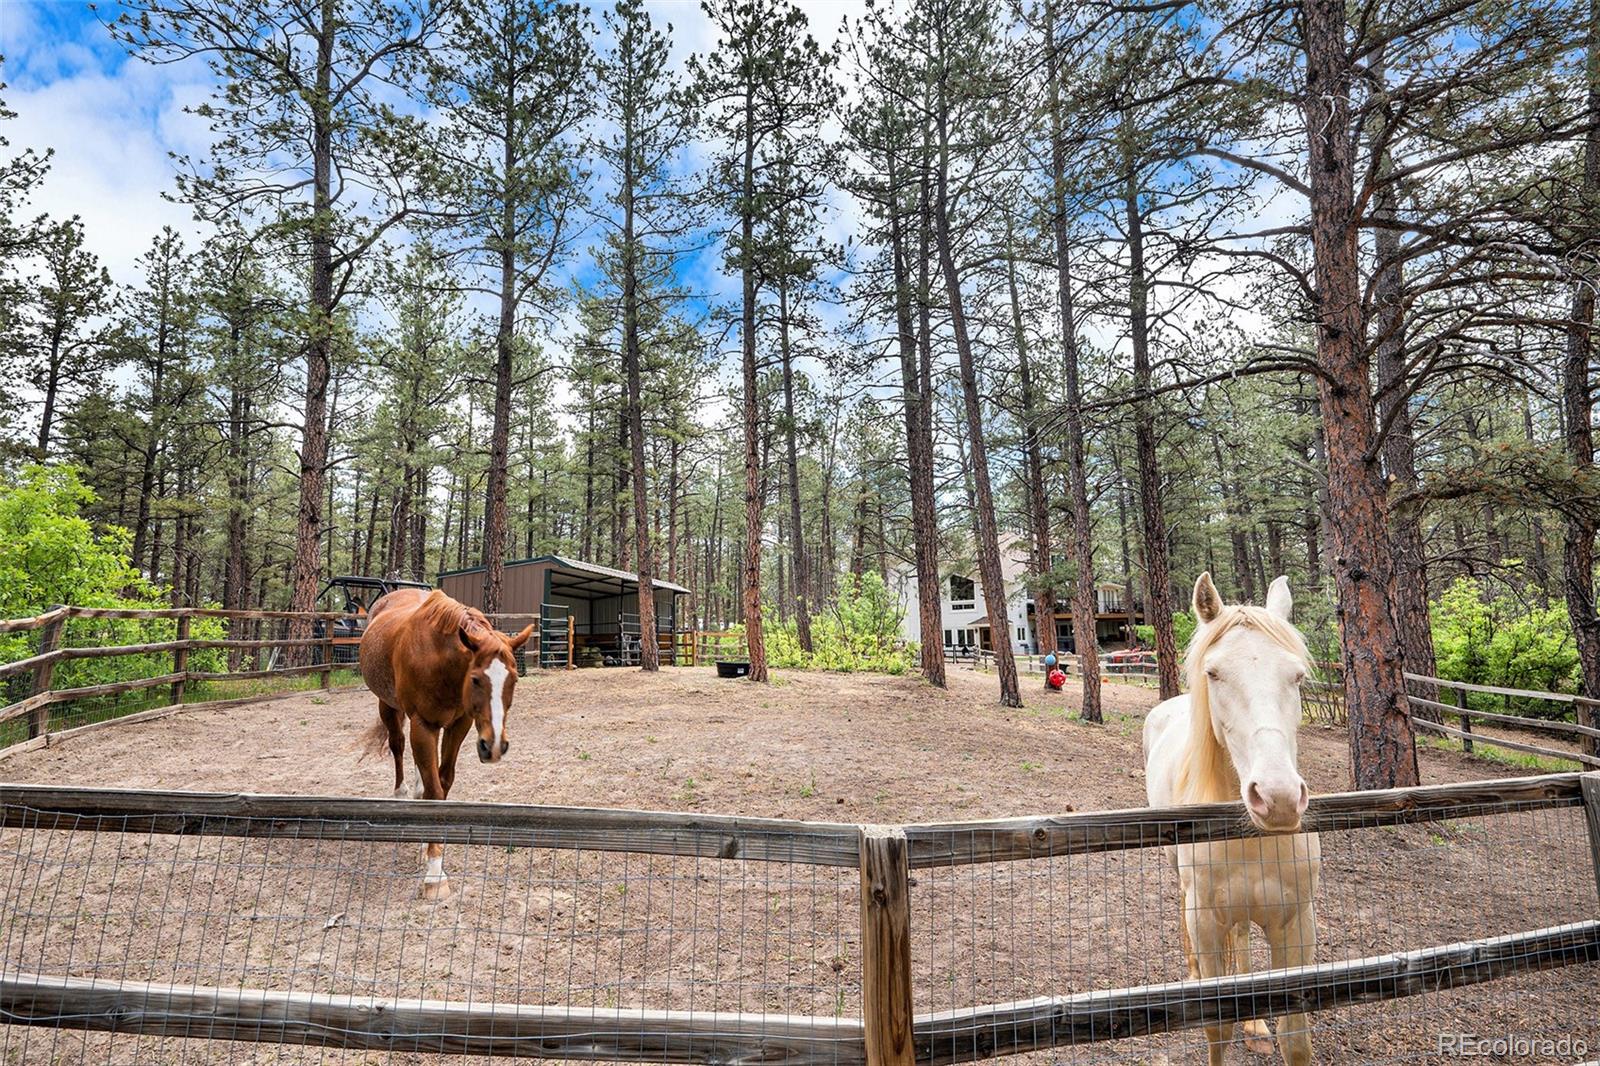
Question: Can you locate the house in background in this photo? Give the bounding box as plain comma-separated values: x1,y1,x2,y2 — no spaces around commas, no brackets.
889,532,1144,656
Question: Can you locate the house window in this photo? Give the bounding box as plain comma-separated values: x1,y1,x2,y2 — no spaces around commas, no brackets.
949,574,975,610
944,628,953,646
1017,627,1026,642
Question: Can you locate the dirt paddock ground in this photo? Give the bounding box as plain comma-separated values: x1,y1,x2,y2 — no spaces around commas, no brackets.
2,667,1597,1064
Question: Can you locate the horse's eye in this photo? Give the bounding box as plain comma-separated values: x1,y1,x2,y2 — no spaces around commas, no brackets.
1205,668,1220,681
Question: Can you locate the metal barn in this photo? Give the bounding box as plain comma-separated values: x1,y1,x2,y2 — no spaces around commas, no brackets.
438,555,688,668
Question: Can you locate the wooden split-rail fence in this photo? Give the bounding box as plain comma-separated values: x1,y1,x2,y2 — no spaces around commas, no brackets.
7,604,1599,773
0,772,1597,1063
0,605,367,752
0,605,555,755
1012,647,1599,771
0,606,752,755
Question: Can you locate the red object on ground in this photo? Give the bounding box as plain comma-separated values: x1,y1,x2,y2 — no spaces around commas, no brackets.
1046,668,1067,690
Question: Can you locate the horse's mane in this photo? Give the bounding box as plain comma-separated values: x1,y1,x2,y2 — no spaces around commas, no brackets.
1176,604,1311,804
413,589,493,641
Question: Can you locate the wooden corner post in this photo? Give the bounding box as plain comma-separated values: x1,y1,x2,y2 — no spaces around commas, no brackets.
1582,772,1600,905
859,825,915,1066
27,607,65,740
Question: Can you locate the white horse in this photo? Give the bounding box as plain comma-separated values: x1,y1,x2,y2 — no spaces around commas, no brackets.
1144,573,1320,1066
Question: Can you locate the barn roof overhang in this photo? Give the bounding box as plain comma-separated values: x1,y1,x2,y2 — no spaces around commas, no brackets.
439,555,689,600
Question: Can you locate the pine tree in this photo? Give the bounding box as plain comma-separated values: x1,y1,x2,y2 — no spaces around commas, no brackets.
13,216,113,457
594,0,695,669
427,0,589,614
694,0,835,682
111,0,444,646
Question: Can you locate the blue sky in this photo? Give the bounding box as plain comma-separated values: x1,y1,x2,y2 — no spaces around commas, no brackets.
2,2,220,284
0,0,866,334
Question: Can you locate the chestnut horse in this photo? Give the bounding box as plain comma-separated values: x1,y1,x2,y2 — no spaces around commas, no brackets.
360,588,534,899
1144,573,1319,1066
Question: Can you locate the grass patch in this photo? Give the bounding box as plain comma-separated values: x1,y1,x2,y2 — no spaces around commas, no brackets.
1415,733,1579,774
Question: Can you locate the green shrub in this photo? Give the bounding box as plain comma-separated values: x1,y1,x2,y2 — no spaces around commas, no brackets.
1134,610,1196,652
764,572,917,675
0,465,226,691
1430,577,1579,717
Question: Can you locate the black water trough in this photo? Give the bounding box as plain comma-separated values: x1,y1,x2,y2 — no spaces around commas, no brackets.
716,660,751,679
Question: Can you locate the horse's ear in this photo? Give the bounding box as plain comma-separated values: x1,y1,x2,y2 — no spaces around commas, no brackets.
507,624,534,651
1265,575,1293,621
1192,572,1223,623
459,624,486,653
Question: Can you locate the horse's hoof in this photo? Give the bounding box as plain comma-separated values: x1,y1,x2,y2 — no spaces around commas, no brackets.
419,877,451,901
1241,1020,1274,1055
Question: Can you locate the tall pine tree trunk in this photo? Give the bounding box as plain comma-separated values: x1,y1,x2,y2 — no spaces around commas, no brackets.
931,56,1020,707
739,78,768,681
1564,0,1600,758
622,128,660,671
1303,0,1418,787
889,144,946,687
779,273,813,653
37,327,63,456
1369,55,1438,710
1045,9,1101,720
288,0,336,646
1007,220,1056,659
1123,157,1180,700
483,180,517,615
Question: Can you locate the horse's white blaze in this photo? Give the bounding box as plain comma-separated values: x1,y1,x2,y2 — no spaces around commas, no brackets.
486,658,509,746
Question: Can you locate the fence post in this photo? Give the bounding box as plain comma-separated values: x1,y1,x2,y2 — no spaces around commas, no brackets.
1577,698,1600,760
170,613,190,706
567,615,575,670
859,825,914,1066
1455,686,1474,755
1582,773,1600,905
27,606,65,740
321,621,334,689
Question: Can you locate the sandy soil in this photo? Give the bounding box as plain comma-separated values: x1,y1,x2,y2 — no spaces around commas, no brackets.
1,666,1595,1065
0,665,1534,815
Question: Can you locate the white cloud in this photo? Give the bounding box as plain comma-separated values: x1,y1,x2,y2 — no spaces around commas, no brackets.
4,54,213,286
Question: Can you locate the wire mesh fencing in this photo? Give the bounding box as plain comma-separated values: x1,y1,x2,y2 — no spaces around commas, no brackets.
0,792,865,1065
1,775,1597,1066
905,792,1599,1065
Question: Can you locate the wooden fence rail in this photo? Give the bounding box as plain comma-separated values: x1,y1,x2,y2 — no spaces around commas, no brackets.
0,606,371,744
0,605,737,750
12,606,1600,771
0,606,565,749
2,772,1597,1064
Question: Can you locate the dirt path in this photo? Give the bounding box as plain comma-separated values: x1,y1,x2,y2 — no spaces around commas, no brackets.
3,667,1593,1066
0,665,1521,819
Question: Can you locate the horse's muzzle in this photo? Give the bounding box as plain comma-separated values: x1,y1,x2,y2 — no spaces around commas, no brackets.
478,738,509,763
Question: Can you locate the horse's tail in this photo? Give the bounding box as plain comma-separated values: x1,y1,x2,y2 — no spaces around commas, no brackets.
357,715,391,763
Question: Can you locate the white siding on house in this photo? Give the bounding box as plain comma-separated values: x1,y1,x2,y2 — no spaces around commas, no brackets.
891,533,1034,654
891,532,1134,655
